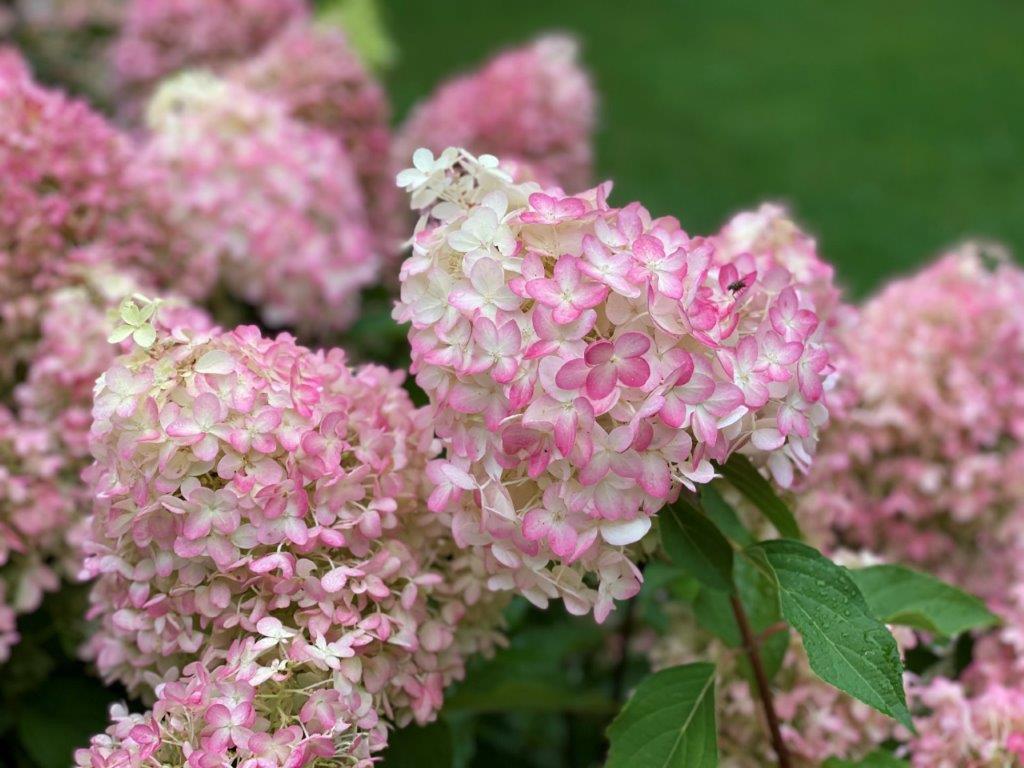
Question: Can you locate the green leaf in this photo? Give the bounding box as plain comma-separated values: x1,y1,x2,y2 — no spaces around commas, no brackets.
850,564,998,638
606,663,718,768
823,750,910,767
383,720,454,767
717,454,802,540
702,483,756,546
660,498,735,592
753,540,913,730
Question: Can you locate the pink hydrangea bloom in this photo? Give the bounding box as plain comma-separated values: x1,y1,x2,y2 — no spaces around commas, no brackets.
81,312,505,755
909,678,1024,768
0,52,215,330
110,0,307,117
0,50,136,312
797,244,1024,605
395,36,596,192
75,641,386,768
394,148,837,620
136,73,378,334
228,23,399,258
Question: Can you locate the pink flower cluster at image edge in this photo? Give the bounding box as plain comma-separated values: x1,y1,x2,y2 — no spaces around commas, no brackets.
799,246,1024,607
0,50,211,661
77,317,505,767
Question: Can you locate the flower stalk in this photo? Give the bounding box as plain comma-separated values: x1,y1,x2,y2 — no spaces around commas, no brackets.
729,593,792,768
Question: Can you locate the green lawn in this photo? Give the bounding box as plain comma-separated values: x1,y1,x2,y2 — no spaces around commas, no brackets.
384,0,1024,297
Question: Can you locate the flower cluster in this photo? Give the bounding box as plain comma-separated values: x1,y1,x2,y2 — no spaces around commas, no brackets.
908,677,1024,768
228,23,398,256
394,148,837,619
0,50,213,334
75,641,386,768
137,72,378,334
0,55,217,656
110,0,308,117
395,36,596,192
81,313,505,762
797,244,1024,605
0,49,134,320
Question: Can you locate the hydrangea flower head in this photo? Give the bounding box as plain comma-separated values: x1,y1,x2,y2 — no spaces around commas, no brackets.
136,72,378,334
0,53,216,326
81,311,505,760
111,0,307,116
228,22,398,256
395,36,596,191
76,641,386,768
394,148,838,619
0,50,134,309
798,244,1024,604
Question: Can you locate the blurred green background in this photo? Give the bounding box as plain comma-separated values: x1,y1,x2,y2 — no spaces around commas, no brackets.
384,0,1024,298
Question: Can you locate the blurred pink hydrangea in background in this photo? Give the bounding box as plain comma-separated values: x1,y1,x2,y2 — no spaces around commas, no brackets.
394,148,838,620
395,36,596,192
909,677,1024,768
136,72,379,334
228,22,398,257
798,244,1024,608
110,0,308,119
78,312,505,765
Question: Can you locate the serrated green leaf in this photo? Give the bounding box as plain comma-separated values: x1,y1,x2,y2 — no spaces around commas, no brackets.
606,663,718,768
753,540,913,730
717,454,802,540
383,720,454,767
661,498,734,592
850,564,998,638
823,749,910,767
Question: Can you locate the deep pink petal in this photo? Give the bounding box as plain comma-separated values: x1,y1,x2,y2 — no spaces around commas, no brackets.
617,358,651,388
585,363,618,400
614,332,651,359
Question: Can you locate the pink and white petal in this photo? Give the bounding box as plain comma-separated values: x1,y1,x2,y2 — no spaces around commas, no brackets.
600,517,652,546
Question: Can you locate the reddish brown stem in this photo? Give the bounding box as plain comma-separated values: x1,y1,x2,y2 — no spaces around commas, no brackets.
730,594,792,768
